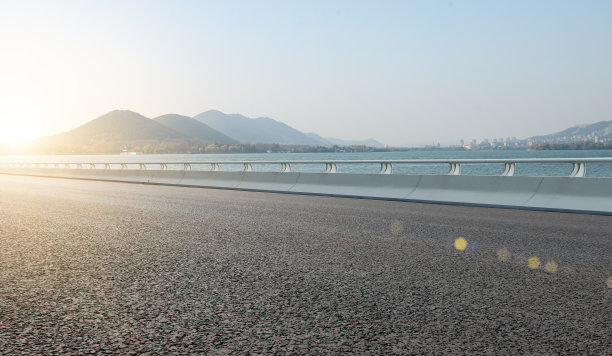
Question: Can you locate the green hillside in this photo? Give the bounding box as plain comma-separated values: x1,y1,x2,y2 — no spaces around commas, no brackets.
34,110,192,154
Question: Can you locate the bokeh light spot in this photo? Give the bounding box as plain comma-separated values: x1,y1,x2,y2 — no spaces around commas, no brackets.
497,248,510,262
544,260,558,273
390,220,403,236
607,277,612,289
527,256,540,269
454,237,467,251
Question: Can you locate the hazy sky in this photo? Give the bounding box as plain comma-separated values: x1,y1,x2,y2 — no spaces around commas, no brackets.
1,0,611,145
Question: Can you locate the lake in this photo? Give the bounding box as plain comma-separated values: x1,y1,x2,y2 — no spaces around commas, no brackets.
2,150,612,177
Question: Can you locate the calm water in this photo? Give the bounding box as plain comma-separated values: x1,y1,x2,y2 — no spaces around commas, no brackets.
2,150,612,177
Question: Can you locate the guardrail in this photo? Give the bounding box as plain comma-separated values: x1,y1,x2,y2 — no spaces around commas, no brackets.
2,158,612,214
2,158,612,177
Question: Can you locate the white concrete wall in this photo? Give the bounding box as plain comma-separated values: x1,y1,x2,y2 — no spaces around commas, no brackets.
2,168,611,215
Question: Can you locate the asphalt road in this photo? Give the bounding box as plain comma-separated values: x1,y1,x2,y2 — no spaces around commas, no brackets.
0,174,611,354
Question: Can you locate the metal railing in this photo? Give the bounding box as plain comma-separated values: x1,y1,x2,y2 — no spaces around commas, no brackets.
3,158,612,177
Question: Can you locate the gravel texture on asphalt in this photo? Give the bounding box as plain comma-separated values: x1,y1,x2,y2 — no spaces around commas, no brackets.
0,174,611,354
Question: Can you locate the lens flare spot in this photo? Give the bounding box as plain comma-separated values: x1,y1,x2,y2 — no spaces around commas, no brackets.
527,256,540,270
544,260,558,273
607,277,612,289
497,248,510,262
390,220,403,236
454,237,467,251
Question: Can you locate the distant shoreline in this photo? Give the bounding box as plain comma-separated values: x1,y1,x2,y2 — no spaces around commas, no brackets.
530,142,612,150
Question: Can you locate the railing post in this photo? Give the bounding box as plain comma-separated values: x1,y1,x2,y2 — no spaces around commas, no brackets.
184,163,191,170
447,163,461,175
139,163,147,170
379,162,392,174
569,162,586,177
211,163,220,171
243,163,252,172
501,162,515,176
325,163,337,173
281,163,291,173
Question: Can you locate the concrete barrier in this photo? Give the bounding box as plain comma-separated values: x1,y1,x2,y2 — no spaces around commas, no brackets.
1,168,611,215
406,175,543,206
237,172,300,191
0,168,154,183
289,173,421,198
523,177,612,213
180,171,244,188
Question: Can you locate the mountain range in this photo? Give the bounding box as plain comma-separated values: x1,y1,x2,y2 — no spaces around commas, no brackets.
194,110,319,145
530,120,612,142
42,110,184,144
27,109,384,154
14,110,609,154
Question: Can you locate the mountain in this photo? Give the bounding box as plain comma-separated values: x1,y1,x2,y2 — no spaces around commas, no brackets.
153,114,238,144
194,110,324,145
44,110,186,144
304,133,333,146
19,108,387,154
34,110,192,154
530,120,612,142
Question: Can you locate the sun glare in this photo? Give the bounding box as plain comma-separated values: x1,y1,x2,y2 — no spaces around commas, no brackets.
0,114,37,143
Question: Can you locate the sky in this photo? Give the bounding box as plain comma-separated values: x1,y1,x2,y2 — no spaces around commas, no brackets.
0,0,611,146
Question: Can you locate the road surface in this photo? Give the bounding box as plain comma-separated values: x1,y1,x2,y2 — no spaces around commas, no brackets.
0,174,611,354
